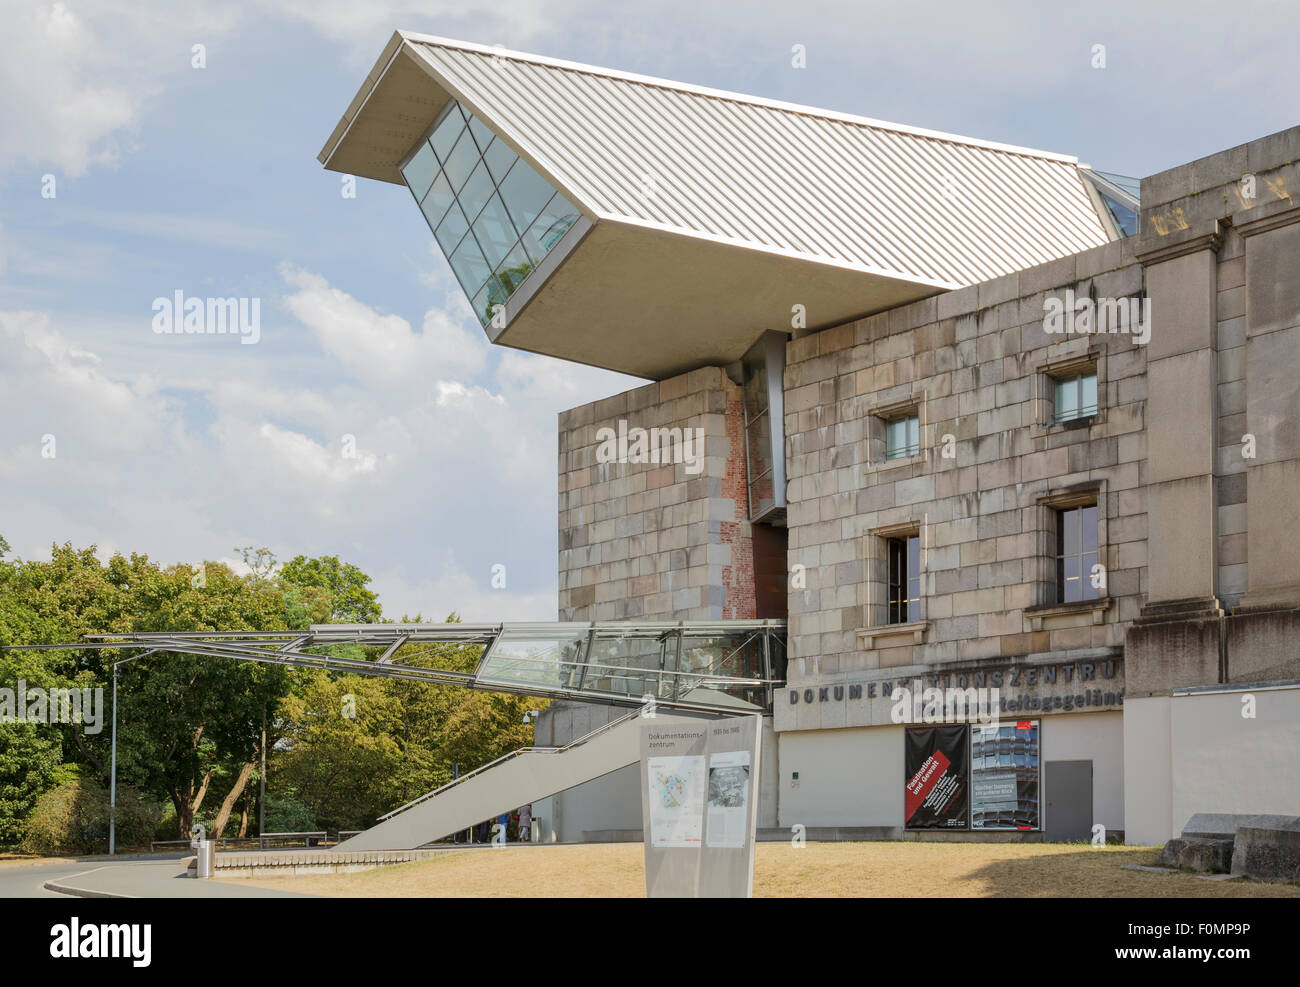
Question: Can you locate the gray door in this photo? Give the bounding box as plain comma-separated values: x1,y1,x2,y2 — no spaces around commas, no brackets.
1044,760,1093,842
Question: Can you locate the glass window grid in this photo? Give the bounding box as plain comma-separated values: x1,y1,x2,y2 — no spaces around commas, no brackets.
886,413,920,460
887,534,921,624
1055,504,1100,603
1052,371,1098,423
399,100,580,326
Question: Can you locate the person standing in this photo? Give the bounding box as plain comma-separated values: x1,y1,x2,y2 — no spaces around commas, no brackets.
518,803,532,842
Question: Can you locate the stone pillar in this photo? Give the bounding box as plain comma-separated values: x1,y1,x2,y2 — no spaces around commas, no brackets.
1237,200,1300,612
1127,225,1225,695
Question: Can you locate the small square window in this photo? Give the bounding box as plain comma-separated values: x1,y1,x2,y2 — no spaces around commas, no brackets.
885,413,920,460
1053,371,1098,423
887,534,921,623
1055,504,1099,603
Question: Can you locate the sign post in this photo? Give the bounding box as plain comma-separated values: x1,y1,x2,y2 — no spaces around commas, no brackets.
640,715,761,898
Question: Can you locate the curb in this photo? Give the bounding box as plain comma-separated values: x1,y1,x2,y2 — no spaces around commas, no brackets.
43,879,134,899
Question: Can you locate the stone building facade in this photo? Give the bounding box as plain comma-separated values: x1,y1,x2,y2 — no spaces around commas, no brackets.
558,367,759,621
548,126,1300,845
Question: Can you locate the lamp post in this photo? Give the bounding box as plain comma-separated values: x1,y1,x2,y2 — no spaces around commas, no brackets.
109,663,117,855
108,648,159,856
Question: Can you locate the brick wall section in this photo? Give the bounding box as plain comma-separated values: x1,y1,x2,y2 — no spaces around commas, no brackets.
558,366,756,621
783,237,1149,680
720,383,757,618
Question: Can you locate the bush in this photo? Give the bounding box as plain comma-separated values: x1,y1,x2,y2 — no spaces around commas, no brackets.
263,792,316,833
0,724,62,848
21,778,161,856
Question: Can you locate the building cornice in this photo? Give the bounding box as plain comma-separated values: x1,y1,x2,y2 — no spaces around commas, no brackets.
1233,197,1300,238
1134,219,1225,266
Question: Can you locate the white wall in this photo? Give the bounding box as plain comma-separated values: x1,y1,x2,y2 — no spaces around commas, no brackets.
1123,696,1173,845
1125,685,1300,845
1041,710,1124,834
777,725,904,828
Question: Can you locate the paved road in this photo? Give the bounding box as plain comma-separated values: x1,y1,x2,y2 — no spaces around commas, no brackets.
0,856,313,898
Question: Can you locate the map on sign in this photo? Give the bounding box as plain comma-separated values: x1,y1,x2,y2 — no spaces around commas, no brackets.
647,755,705,847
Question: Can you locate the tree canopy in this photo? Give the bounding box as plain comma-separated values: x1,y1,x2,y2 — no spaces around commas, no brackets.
0,538,546,848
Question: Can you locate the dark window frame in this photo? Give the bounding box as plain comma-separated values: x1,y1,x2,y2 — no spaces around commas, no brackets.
887,533,922,624
1054,503,1100,603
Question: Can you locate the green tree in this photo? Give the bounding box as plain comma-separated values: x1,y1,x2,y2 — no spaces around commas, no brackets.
279,555,381,623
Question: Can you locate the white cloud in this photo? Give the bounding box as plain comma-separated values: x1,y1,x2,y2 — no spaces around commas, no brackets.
281,263,488,387
0,0,581,181
0,0,243,178
0,263,639,621
0,309,169,461
373,552,556,623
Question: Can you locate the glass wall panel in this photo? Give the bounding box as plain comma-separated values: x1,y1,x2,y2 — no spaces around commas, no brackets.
420,173,455,229
674,632,765,709
441,131,481,192
477,632,587,691
467,115,495,153
493,243,534,295
401,142,438,201
429,108,464,161
472,193,520,269
457,162,497,224
500,164,561,235
483,139,518,183
523,194,579,256
449,235,491,297
585,633,672,700
434,202,470,255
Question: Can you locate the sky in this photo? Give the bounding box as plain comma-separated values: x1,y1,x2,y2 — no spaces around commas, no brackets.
2,0,1298,622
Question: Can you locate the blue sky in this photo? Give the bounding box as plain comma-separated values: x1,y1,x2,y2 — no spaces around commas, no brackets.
2,0,1297,620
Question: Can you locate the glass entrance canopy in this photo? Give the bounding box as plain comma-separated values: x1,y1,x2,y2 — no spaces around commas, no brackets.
71,619,788,715
474,621,787,712
399,99,582,327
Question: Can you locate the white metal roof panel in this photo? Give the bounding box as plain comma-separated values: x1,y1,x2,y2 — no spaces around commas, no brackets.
398,34,1110,288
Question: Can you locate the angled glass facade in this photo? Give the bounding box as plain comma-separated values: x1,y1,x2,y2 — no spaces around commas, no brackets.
399,100,582,326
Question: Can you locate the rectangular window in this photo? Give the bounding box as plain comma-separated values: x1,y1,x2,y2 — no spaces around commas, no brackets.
1055,504,1099,603
887,534,921,623
1052,371,1098,423
885,413,920,460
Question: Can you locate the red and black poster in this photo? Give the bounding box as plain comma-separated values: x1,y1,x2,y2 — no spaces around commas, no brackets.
904,725,969,829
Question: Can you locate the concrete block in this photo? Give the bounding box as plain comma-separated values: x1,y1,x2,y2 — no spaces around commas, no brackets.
1231,823,1300,883
1125,610,1221,695
1158,837,1234,872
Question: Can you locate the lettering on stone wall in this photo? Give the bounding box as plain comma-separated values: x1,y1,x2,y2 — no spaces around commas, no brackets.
787,659,1123,714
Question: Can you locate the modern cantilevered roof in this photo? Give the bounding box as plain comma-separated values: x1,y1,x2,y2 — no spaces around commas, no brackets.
321,32,1114,380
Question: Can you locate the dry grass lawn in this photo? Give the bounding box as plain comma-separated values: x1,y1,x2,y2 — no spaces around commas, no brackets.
220,841,1300,898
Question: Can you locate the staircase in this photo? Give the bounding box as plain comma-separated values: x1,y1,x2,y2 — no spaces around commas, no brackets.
337,710,697,850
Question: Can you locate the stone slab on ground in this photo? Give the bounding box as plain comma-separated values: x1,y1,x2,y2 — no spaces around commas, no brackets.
1181,813,1300,841
1231,825,1300,883
1159,837,1234,872
212,845,482,878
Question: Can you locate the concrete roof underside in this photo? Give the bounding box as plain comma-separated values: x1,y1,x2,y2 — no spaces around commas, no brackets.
320,32,1112,380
